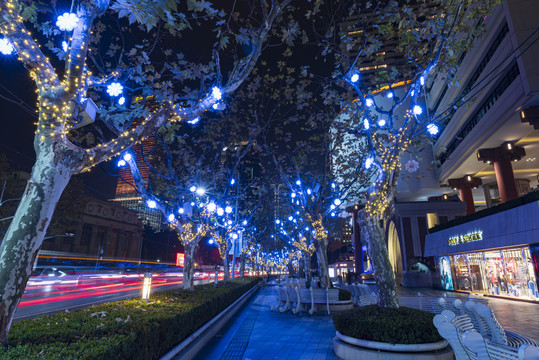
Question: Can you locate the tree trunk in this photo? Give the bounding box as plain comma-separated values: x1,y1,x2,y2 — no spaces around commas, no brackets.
298,258,305,279
239,252,245,278
304,255,312,283
0,153,73,344
315,239,331,288
287,262,295,276
357,209,399,308
222,254,229,283
182,243,197,291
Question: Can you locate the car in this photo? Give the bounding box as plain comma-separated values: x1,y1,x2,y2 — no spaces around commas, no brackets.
28,266,79,286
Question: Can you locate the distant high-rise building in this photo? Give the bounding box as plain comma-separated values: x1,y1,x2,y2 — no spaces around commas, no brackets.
111,136,163,231
340,1,437,90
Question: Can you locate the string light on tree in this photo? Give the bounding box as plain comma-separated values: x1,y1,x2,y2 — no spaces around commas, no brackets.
106,82,123,97
168,214,175,222
363,118,370,130
61,41,68,52
378,119,386,127
427,123,439,135
56,12,79,31
189,185,197,192
187,117,200,124
196,188,205,196
225,205,233,214
365,98,374,107
365,156,374,169
217,207,224,216
118,96,125,105
230,178,235,185
211,86,222,100
0,38,14,55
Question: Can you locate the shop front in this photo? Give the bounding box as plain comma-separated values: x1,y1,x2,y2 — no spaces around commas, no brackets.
435,246,538,300
425,200,539,301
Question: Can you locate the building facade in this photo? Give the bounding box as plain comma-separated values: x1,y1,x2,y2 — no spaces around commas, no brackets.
42,197,143,260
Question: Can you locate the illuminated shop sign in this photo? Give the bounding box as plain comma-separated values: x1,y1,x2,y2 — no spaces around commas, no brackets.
448,231,483,246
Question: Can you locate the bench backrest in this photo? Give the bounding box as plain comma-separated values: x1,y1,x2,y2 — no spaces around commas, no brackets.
328,288,339,302
473,303,507,345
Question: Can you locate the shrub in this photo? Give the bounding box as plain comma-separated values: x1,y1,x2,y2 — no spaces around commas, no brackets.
1,278,259,360
333,305,443,344
338,289,351,301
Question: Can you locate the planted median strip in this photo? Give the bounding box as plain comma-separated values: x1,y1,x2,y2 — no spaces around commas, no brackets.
1,278,260,360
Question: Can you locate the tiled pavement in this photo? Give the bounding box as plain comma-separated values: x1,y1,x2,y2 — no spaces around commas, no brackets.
195,282,539,360
397,286,539,342
196,284,337,360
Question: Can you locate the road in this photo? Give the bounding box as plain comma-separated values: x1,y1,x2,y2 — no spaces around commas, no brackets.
13,270,226,321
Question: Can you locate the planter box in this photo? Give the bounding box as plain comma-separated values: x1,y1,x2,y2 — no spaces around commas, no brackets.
334,331,453,360
329,300,354,312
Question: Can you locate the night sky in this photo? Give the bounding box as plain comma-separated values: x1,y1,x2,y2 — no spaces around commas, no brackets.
0,58,119,199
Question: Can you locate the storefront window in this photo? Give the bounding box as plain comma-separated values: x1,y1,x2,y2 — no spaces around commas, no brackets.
437,246,538,300
452,254,472,291
484,250,507,296
466,252,486,292
438,256,454,290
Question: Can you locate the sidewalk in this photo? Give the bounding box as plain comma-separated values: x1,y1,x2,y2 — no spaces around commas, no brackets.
195,284,337,360
194,282,539,360
396,286,539,342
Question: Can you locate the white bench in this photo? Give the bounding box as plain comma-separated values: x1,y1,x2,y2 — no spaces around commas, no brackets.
434,310,539,360
293,287,344,315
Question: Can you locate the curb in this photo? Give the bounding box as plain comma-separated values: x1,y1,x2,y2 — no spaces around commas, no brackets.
159,283,261,360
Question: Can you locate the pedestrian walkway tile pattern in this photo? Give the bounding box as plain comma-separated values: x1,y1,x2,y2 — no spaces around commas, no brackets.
205,285,337,360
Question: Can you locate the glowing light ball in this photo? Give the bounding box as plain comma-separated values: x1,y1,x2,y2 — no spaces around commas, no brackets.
350,73,359,83
107,82,123,97
427,123,439,135
212,87,222,100
56,12,79,31
0,38,14,55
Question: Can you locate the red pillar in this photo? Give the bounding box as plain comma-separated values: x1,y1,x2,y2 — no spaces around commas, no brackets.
477,143,525,204
448,176,481,215
459,187,475,215
493,157,518,203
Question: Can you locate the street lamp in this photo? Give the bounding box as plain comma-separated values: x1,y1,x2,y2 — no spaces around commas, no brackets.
141,272,152,302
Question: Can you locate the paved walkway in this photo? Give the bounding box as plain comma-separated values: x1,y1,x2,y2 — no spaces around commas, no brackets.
195,282,539,359
397,286,539,342
196,284,337,360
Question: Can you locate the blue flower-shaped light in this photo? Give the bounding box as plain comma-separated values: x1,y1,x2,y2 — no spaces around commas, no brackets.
413,105,423,116
106,82,123,97
350,73,359,83
56,13,79,31
427,123,439,135
61,41,69,52
212,86,222,100
147,200,157,209
0,38,14,55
